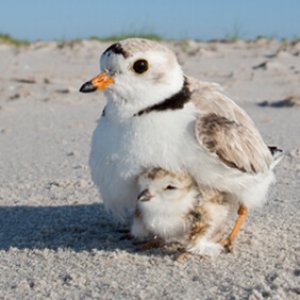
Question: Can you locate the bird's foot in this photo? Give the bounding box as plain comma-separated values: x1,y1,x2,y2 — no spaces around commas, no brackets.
218,239,233,252
175,249,206,262
175,251,190,262
134,237,163,251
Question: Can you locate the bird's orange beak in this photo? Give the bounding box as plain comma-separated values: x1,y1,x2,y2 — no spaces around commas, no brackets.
79,72,114,93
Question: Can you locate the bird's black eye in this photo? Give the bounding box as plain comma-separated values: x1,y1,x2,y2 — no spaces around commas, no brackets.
132,59,149,74
165,185,177,190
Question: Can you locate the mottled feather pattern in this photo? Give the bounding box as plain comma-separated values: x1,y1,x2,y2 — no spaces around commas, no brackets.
186,76,273,174
132,168,229,257
195,113,272,173
186,206,209,243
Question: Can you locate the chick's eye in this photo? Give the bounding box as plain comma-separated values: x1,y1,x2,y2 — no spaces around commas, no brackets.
165,185,177,190
132,59,149,74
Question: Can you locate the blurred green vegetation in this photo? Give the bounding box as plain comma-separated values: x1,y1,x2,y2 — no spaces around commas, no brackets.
90,32,162,42
0,32,299,47
0,33,30,46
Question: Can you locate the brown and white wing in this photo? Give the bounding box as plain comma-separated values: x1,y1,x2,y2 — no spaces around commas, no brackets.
195,113,272,173
187,76,256,126
186,77,273,173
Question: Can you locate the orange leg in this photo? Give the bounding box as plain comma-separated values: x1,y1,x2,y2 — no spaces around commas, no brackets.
220,204,248,248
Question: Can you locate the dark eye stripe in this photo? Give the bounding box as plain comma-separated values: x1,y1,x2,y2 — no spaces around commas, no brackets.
133,59,149,74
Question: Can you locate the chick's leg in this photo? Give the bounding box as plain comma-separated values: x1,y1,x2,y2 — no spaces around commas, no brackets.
135,237,163,251
220,204,248,248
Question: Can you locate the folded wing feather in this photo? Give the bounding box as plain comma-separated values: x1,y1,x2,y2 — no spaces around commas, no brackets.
187,76,273,174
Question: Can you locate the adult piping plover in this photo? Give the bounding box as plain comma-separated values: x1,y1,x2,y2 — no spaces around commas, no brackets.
80,38,282,245
131,168,230,257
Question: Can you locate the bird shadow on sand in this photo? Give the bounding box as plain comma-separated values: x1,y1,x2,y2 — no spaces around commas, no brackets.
0,203,140,252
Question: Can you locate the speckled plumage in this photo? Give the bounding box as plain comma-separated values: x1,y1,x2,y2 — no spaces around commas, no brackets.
131,168,230,257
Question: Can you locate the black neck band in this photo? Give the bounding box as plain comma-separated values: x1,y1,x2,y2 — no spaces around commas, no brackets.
133,77,191,117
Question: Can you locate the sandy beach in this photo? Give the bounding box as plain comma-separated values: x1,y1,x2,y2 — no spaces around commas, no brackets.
0,39,299,299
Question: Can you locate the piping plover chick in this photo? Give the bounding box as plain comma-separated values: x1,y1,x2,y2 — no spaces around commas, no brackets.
131,168,231,258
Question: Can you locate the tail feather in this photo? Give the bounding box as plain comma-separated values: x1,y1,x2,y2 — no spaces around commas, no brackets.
268,146,284,169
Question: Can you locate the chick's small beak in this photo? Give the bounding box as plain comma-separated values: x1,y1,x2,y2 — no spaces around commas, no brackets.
137,189,153,202
79,72,114,93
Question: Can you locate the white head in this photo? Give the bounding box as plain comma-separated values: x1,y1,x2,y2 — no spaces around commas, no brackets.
137,168,199,216
80,39,184,116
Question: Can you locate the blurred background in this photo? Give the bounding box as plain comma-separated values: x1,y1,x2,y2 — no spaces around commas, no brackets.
0,0,299,42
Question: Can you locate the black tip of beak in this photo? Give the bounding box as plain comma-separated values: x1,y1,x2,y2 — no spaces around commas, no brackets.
137,189,152,202
79,81,97,93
